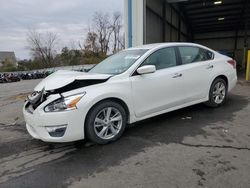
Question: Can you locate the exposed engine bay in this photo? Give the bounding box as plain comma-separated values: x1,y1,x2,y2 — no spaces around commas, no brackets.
26,78,109,111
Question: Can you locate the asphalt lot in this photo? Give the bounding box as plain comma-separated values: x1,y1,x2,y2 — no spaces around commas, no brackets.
0,79,250,188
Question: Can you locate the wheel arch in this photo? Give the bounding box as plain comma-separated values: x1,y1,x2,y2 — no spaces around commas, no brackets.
205,74,229,107
84,97,131,127
213,75,228,89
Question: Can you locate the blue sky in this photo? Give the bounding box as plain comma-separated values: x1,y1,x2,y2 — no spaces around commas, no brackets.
0,0,123,60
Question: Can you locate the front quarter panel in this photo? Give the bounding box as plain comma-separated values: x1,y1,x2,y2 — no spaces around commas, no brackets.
74,78,134,125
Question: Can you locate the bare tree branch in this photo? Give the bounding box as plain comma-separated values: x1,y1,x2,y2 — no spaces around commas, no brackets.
93,12,113,55
83,11,124,56
27,30,58,67
112,12,122,53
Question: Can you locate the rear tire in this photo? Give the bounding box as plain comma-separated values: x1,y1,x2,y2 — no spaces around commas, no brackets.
85,100,127,144
205,78,227,107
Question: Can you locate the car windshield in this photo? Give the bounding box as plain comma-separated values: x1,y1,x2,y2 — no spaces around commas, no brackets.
89,49,148,75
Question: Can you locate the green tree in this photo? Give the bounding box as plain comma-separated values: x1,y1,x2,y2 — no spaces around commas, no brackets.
0,58,17,72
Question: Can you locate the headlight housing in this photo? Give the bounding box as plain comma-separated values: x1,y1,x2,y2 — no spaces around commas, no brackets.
44,92,86,112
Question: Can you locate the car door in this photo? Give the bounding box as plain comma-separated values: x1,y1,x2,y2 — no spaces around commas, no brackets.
176,46,215,103
130,47,185,118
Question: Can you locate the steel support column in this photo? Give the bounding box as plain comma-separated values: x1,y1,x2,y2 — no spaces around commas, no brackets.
128,0,132,48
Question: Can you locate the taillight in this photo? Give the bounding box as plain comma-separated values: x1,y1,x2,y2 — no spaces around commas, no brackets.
227,60,236,69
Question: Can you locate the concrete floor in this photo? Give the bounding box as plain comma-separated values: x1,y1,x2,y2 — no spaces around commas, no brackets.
0,79,250,188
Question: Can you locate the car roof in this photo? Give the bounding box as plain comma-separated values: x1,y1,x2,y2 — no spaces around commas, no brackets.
128,42,212,51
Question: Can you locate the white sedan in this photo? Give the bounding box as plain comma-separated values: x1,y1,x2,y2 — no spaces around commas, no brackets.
23,43,237,144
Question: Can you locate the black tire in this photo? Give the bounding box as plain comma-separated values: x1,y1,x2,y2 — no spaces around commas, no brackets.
85,100,127,144
205,78,228,107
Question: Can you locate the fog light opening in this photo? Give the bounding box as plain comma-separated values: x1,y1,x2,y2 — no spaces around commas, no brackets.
45,125,67,137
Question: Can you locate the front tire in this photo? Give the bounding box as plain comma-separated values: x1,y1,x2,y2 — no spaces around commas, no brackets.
205,78,227,107
85,100,127,144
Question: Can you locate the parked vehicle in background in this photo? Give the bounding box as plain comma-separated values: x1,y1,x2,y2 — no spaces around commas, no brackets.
0,73,6,83
0,73,20,83
1,65,95,84
20,71,46,80
23,43,237,144
0,70,52,83
8,73,21,82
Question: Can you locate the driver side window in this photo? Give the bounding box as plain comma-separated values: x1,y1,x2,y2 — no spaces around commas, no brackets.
141,47,177,70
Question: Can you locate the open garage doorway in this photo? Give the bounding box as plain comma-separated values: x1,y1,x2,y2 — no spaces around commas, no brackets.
124,0,250,70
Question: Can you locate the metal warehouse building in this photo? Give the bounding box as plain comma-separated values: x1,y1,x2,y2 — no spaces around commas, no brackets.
124,0,250,69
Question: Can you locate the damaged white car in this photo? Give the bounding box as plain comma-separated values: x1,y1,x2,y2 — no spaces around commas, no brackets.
23,43,237,144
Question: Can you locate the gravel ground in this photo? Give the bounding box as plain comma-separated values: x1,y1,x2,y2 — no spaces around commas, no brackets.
0,79,250,188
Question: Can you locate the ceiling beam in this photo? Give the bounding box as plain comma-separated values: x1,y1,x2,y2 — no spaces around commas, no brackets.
190,13,250,23
194,27,241,33
195,35,250,41
188,7,243,16
194,23,249,31
188,11,247,21
192,17,250,26
191,14,250,24
194,24,249,33
183,0,240,7
195,22,249,28
186,2,242,11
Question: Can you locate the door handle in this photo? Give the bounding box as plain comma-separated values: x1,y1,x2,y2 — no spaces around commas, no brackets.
206,65,214,69
172,73,182,78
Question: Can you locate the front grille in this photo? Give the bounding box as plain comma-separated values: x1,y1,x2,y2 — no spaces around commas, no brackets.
27,89,48,110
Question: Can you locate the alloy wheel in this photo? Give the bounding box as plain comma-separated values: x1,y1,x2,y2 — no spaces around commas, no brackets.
212,82,226,104
94,107,123,140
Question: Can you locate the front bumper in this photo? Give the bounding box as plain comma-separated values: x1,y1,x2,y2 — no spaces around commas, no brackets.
23,102,86,143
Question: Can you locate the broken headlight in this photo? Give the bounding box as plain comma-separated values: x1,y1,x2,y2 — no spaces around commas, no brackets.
44,93,86,112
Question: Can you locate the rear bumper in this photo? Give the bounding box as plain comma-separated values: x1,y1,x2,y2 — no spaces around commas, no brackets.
228,72,237,92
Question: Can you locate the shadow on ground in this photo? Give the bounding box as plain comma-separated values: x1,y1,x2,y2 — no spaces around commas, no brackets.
0,94,248,188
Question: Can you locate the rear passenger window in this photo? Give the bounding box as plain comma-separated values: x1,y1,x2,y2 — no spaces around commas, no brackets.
142,47,177,70
206,50,214,60
178,46,213,65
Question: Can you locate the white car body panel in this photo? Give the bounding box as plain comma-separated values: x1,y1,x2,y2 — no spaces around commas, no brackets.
23,42,237,142
35,70,111,91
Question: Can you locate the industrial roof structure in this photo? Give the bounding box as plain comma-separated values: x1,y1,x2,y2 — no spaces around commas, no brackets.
180,0,249,34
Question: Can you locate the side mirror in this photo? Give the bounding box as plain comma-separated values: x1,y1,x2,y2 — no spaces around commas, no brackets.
137,65,156,75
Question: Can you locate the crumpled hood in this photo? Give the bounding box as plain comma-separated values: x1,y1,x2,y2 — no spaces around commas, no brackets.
34,70,111,91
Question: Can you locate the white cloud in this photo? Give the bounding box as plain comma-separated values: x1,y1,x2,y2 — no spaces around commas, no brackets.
0,0,123,59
